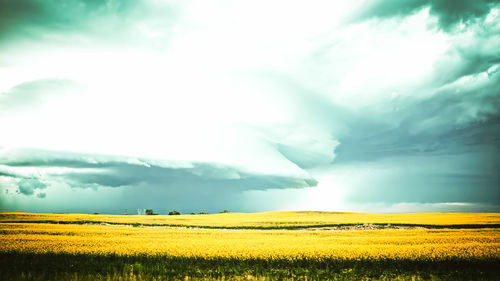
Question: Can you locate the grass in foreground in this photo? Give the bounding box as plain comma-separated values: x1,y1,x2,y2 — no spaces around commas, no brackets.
1,252,499,281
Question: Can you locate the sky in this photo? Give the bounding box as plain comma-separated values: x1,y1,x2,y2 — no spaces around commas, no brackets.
0,0,499,214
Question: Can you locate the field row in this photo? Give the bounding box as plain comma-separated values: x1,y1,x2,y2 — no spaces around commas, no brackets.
1,223,499,260
2,211,500,229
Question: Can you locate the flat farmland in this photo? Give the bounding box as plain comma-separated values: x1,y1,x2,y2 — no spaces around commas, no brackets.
1,212,499,280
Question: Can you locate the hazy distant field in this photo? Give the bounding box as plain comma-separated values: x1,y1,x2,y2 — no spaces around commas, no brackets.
1,212,499,280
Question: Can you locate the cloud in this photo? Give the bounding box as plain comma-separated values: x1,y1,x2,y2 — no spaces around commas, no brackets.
353,0,427,21
306,150,500,207
17,178,47,196
336,69,500,162
347,1,500,88
354,0,500,31
346,167,500,205
430,0,499,30
0,0,186,55
350,202,500,213
0,79,85,114
0,148,318,194
0,148,319,213
0,170,20,178
0,1,499,213
431,17,500,84
0,71,339,180
63,163,318,191
0,0,139,41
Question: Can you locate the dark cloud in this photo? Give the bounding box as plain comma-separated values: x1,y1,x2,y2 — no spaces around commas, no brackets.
0,148,320,213
354,0,500,31
17,178,47,195
431,0,498,30
343,152,500,205
0,170,21,178
251,65,499,207
354,0,426,20
1,156,113,169
2,148,317,190
1,148,318,197
58,162,318,213
260,67,499,164
63,162,317,191
330,70,500,206
0,167,49,196
0,147,319,212
335,71,500,163
0,0,132,37
431,23,500,84
0,147,132,169
0,0,179,44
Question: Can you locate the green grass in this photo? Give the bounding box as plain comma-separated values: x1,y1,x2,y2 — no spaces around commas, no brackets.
1,252,499,281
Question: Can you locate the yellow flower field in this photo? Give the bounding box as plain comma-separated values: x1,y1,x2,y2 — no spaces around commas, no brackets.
1,212,499,280
1,211,499,228
1,222,499,260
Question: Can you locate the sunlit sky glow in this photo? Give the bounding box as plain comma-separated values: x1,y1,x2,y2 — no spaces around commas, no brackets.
1,0,499,214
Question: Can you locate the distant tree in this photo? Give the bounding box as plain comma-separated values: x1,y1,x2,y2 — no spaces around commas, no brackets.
168,210,180,215
145,209,155,215
220,210,230,213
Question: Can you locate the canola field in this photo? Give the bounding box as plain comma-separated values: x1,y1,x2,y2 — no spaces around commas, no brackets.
1,212,499,280
1,223,499,260
2,211,499,228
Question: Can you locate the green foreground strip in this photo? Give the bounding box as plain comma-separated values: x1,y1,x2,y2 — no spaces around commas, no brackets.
1,252,499,281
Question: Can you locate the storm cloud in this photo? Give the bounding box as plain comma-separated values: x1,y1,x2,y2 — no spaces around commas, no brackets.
1,1,499,213
355,0,500,31
0,0,155,42
0,148,318,212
